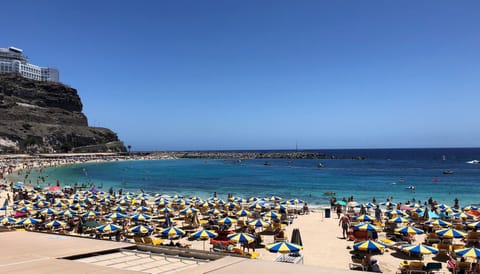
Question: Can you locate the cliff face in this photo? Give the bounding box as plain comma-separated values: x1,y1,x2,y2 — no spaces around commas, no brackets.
0,74,126,153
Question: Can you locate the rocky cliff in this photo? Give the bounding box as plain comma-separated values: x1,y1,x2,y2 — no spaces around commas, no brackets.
0,74,126,153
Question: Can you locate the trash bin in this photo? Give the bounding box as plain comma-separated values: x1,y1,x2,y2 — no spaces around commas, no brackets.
324,207,331,218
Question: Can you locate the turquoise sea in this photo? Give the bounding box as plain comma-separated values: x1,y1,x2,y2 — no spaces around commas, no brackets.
14,148,480,207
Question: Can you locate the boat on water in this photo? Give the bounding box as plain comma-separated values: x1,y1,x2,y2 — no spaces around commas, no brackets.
406,185,415,190
443,170,454,175
466,160,480,164
317,163,324,168
323,191,335,196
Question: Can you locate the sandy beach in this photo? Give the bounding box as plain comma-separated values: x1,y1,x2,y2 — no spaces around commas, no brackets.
0,155,474,274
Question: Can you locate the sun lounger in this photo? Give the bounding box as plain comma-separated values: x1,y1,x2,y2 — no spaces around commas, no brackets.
433,243,451,255
143,236,163,245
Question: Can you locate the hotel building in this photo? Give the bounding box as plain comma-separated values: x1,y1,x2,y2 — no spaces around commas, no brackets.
0,46,59,82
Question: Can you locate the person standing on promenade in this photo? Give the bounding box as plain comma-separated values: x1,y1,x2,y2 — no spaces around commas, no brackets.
339,214,350,239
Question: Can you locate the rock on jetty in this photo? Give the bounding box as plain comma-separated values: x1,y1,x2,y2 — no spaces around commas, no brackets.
152,151,366,160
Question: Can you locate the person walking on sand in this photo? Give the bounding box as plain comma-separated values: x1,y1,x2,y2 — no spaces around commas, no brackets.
339,214,350,239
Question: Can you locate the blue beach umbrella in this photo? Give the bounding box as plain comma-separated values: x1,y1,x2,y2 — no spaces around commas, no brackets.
82,211,100,219
467,221,480,229
128,225,153,234
266,241,302,254
16,217,41,226
38,208,57,215
435,228,467,239
160,227,186,238
58,209,77,217
395,226,424,235
179,207,199,215
130,213,152,222
96,223,122,233
235,209,253,218
425,219,452,227
455,247,480,259
263,211,281,219
353,240,386,253
401,244,438,255
104,212,127,220
0,216,17,224
353,223,381,232
248,218,271,228
227,232,256,244
45,220,67,228
191,229,218,250
353,214,376,223
217,216,238,225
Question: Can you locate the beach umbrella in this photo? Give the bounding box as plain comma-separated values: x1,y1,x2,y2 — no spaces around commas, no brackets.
463,205,478,211
15,199,31,206
155,198,170,206
388,216,410,224
235,209,253,218
96,223,122,233
435,228,467,239
38,208,57,215
395,226,424,235
290,198,304,205
0,216,17,224
53,202,68,209
249,202,266,211
217,216,238,225
353,223,381,232
353,214,376,223
263,211,281,219
455,247,480,259
248,218,271,228
158,207,174,214
467,221,480,229
207,208,224,216
104,212,127,220
45,220,67,228
273,205,288,212
111,205,128,212
227,232,256,244
135,206,151,212
160,227,186,238
266,241,302,254
128,225,153,234
385,209,407,217
130,213,152,222
353,240,386,253
179,207,199,215
334,201,347,206
190,229,218,250
58,209,77,217
34,201,50,208
224,201,239,210
0,205,14,211
453,212,475,219
16,217,41,226
401,244,438,256
82,211,100,219
425,219,452,227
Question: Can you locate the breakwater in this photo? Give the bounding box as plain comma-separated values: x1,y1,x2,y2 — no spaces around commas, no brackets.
151,151,367,160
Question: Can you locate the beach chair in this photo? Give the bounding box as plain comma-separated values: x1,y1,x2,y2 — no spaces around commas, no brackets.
143,236,163,245
433,243,451,256
350,255,366,271
133,236,145,244
424,262,442,273
455,261,471,274
424,233,441,245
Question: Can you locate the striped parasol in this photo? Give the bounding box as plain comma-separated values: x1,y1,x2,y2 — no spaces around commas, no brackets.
395,226,424,235
227,232,256,244
128,225,154,234
353,240,386,252
455,247,480,259
266,241,302,254
401,243,438,255
96,223,122,233
435,228,467,239
160,227,186,238
353,223,381,232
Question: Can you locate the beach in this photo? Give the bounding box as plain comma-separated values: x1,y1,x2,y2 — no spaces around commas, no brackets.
1,153,478,273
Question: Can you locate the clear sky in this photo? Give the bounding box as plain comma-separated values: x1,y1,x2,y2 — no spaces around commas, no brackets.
3,1,479,151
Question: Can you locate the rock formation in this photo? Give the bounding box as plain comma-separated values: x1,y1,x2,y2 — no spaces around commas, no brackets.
0,74,126,153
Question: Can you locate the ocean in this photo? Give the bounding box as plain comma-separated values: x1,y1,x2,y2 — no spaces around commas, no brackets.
13,148,480,207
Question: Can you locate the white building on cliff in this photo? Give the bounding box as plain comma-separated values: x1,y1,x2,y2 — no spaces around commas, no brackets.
0,47,59,82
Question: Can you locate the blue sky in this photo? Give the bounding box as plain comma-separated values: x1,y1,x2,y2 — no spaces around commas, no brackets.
3,1,480,151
